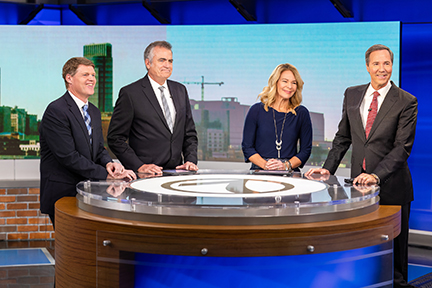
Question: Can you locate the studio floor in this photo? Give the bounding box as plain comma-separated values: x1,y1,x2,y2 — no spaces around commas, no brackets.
0,240,432,287
0,240,55,288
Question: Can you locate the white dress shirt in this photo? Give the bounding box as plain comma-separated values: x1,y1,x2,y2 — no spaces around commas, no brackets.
360,81,392,129
68,90,89,120
148,76,176,126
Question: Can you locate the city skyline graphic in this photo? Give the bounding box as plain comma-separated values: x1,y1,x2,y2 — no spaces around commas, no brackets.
0,23,400,160
84,43,114,113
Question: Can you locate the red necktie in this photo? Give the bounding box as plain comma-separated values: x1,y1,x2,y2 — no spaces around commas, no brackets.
363,91,379,170
365,91,379,138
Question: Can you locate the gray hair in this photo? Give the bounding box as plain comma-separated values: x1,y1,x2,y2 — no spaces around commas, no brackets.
144,40,172,70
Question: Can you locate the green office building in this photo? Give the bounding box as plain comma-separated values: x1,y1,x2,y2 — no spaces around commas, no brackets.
83,43,113,113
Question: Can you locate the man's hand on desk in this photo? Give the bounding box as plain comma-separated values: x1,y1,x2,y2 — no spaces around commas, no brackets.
353,173,379,186
176,161,198,171
304,168,330,180
106,169,136,181
138,164,163,175
106,162,137,180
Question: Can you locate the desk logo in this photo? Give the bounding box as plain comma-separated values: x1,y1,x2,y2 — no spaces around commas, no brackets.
161,178,294,194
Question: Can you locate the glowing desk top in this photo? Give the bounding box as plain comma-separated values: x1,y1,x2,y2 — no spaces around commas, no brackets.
76,170,379,225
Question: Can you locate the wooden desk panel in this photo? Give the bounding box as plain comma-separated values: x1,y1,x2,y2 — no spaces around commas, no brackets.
55,197,400,288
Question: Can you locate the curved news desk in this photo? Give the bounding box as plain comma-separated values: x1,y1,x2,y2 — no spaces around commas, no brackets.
55,170,400,288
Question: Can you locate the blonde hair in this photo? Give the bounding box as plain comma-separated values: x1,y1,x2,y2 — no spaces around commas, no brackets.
258,63,304,114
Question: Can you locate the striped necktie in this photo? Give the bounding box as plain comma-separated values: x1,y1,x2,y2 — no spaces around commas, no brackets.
82,104,92,144
159,86,173,133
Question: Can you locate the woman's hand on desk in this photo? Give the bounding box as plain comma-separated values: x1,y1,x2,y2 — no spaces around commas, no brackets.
264,159,285,170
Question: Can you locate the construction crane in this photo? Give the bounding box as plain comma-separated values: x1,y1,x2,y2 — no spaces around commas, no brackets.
183,76,224,101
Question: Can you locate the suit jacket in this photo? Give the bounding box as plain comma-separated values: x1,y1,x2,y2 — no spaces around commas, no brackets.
39,92,112,216
323,82,418,205
107,74,198,171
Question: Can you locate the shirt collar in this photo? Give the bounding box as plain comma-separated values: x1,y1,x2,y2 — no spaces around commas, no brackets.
68,90,88,109
366,81,392,98
148,75,167,91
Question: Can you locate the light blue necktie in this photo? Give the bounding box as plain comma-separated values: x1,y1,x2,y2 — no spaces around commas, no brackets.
159,86,173,133
82,104,92,144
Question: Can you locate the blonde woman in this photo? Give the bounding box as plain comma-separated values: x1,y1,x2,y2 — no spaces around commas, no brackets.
242,63,312,171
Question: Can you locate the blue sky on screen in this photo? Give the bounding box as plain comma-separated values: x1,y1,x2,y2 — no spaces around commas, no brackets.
168,22,400,139
0,22,399,139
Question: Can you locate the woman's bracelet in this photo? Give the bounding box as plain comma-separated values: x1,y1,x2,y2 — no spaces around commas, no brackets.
285,160,293,172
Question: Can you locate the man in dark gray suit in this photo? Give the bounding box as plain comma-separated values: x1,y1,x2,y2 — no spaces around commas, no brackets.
306,44,417,288
108,41,198,175
39,57,136,227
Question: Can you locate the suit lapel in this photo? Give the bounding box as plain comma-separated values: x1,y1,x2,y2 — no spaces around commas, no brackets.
87,105,97,159
64,92,93,153
352,85,368,142
141,75,172,132
367,84,398,140
167,81,180,132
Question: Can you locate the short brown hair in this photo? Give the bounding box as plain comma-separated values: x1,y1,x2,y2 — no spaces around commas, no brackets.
365,44,394,65
62,57,95,88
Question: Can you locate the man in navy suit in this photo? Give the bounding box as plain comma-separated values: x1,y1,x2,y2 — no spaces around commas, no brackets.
108,41,198,175
306,44,418,287
39,57,136,228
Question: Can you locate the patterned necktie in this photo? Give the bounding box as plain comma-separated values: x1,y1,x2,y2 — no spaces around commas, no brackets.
363,91,379,170
365,91,379,138
159,86,173,133
82,104,92,144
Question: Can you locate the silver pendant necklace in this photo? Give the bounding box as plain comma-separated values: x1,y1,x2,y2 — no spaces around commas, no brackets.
273,109,288,159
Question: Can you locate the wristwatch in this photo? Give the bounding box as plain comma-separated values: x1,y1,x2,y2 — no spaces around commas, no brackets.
371,173,380,185
284,160,293,173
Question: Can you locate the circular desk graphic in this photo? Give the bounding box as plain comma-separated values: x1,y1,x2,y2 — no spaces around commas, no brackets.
129,174,327,197
76,171,380,225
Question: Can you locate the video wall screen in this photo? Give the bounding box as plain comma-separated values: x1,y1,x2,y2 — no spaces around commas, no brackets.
0,22,400,164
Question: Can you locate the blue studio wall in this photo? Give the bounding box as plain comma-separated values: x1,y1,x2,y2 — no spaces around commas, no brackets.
1,0,431,232
401,23,432,231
